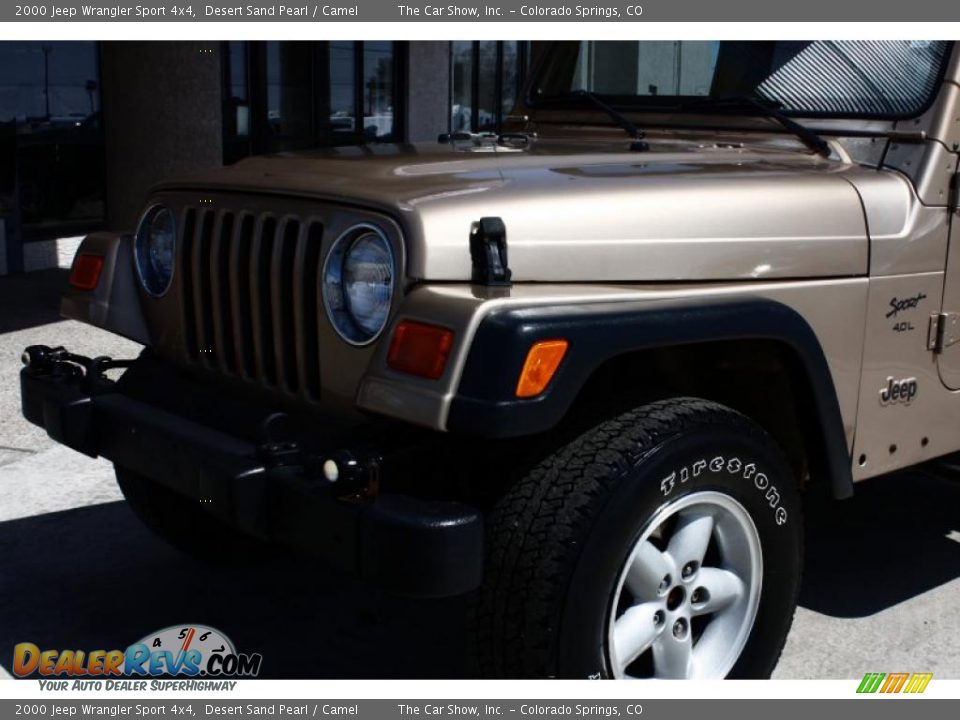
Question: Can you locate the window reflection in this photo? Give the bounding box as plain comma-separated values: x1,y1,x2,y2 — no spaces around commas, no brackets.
450,41,528,134
363,41,394,141
476,41,497,131
226,42,249,137
266,41,314,144
572,41,720,97
329,41,356,139
0,41,104,236
501,41,519,117
451,41,473,132
223,41,401,162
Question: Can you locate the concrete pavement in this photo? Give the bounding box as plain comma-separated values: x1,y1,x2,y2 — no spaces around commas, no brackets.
0,270,958,679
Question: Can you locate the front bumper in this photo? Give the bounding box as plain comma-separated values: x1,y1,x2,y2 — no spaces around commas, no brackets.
20,347,483,598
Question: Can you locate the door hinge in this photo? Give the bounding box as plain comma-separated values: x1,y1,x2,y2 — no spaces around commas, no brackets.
929,312,960,351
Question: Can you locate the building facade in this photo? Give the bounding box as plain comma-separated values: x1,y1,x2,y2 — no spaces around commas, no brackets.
0,40,533,275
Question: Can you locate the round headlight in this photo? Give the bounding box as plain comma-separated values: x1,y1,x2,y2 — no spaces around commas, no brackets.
322,224,395,345
134,205,176,297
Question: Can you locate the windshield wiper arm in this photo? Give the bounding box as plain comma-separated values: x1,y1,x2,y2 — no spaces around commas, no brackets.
685,95,831,158
571,90,649,150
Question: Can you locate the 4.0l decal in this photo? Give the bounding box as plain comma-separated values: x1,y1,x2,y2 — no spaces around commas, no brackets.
887,292,927,333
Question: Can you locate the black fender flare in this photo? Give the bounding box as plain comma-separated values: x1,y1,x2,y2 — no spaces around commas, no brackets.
447,297,853,500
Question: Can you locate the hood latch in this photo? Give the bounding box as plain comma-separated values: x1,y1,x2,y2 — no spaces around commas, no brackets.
470,217,512,287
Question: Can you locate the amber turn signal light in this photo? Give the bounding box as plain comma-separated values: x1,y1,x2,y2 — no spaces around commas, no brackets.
69,254,105,291
387,320,455,380
516,339,569,398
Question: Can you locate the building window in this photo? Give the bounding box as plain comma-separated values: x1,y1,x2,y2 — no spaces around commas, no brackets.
0,41,104,245
362,41,396,141
329,41,356,141
451,41,529,133
223,41,405,164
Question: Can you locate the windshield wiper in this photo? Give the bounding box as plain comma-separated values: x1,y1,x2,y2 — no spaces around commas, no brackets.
571,90,649,151
683,95,831,158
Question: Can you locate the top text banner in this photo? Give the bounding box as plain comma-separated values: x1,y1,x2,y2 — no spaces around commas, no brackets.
4,0,960,22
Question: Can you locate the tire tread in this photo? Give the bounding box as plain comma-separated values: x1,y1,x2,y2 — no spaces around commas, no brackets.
475,397,787,677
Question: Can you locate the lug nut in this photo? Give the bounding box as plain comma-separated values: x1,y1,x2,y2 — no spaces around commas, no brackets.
658,574,672,593
653,610,665,626
691,587,709,605
681,561,699,579
673,618,688,639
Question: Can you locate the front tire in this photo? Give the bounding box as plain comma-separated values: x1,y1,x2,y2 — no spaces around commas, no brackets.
476,397,802,678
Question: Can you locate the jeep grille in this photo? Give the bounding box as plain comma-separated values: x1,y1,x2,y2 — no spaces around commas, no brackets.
178,206,323,399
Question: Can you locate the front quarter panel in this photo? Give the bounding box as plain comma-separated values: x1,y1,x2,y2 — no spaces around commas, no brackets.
61,232,151,346
358,280,868,498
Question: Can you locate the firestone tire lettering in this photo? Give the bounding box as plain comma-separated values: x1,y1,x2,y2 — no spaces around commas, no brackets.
660,454,788,525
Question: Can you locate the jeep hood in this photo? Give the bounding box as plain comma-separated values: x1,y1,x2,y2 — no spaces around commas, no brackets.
161,138,874,282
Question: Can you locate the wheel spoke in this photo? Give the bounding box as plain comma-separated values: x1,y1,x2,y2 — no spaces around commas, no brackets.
625,541,674,599
612,602,663,672
666,511,714,567
607,490,765,679
652,629,693,679
691,567,746,616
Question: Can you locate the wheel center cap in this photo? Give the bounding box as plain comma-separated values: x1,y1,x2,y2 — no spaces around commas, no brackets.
666,585,686,611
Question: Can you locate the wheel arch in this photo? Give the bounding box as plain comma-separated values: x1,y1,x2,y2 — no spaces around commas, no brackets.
448,297,853,500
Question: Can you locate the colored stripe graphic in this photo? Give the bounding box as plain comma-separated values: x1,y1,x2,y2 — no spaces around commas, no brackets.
857,672,932,694
857,673,885,693
881,672,909,693
904,673,933,694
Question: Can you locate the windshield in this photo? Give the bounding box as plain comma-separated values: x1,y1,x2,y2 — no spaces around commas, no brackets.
532,41,952,118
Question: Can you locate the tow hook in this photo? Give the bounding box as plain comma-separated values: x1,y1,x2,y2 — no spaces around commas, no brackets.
21,345,135,388
22,345,81,374
258,441,383,499
318,448,383,500
255,413,382,498
256,412,304,472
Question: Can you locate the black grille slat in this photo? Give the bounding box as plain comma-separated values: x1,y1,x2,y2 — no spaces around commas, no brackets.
180,209,198,360
251,216,278,386
296,222,324,399
193,210,216,366
230,214,256,379
180,203,324,398
210,212,235,373
272,219,301,392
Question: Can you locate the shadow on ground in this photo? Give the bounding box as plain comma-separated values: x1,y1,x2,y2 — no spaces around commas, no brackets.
800,468,960,617
0,269,69,334
1,469,959,678
0,501,471,679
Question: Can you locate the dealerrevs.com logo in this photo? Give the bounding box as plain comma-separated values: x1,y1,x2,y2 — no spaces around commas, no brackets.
13,624,262,684
857,672,933,694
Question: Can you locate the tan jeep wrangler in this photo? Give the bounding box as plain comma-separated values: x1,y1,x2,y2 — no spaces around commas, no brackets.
20,40,960,679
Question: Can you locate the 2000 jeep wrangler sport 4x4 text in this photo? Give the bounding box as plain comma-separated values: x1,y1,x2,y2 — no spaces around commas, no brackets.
19,40,960,679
